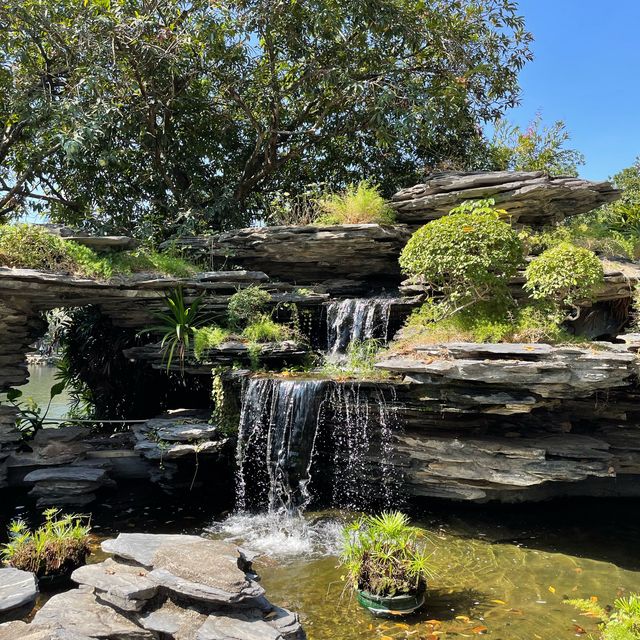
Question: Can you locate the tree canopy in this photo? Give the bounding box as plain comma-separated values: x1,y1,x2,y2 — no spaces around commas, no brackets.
0,0,532,240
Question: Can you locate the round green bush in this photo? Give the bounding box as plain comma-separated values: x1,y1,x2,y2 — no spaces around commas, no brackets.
524,242,604,308
399,212,524,304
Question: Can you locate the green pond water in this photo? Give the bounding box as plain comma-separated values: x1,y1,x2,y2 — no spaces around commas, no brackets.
216,511,640,640
0,364,73,420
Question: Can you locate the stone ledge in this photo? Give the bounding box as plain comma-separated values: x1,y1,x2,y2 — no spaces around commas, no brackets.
391,170,620,226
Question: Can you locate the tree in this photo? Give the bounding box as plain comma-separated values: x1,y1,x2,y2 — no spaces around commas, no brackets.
488,114,585,176
0,0,532,240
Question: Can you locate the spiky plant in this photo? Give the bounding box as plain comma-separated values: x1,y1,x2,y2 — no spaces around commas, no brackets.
1,509,91,577
566,594,640,640
146,287,204,372
339,511,431,597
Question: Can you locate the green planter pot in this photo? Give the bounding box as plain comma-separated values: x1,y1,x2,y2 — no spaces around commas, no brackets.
357,588,425,617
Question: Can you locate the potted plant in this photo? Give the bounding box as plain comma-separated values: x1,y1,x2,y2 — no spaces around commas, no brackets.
1,508,92,588
339,511,431,617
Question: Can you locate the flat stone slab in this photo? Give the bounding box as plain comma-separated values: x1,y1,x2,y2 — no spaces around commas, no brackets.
0,567,37,616
0,620,92,640
72,558,157,612
32,587,153,638
101,533,205,568
148,538,265,606
24,466,109,483
139,600,206,637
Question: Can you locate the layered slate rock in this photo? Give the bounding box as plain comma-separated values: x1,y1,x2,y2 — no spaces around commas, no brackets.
124,339,311,374
374,342,640,502
378,342,638,399
132,418,229,461
165,224,412,291
5,533,305,639
391,171,620,226
0,568,37,620
23,465,114,507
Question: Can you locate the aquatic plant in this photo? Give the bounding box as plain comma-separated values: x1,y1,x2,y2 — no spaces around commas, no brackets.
242,316,291,343
566,593,640,640
339,511,431,597
1,509,91,577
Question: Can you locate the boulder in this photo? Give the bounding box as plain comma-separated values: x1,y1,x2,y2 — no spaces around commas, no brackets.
391,171,620,226
0,567,37,618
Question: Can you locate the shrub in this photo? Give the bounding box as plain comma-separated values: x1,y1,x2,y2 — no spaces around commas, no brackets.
0,224,199,279
314,181,395,225
227,286,272,329
565,594,640,640
339,511,431,597
322,338,385,379
242,315,290,343
1,509,91,577
398,300,570,346
0,224,112,278
193,325,233,361
524,242,604,310
399,200,524,311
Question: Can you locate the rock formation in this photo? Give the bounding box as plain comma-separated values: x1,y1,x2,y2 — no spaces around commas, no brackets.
0,533,305,639
391,171,620,226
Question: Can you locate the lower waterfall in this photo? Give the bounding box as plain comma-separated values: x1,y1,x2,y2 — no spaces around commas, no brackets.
235,377,400,514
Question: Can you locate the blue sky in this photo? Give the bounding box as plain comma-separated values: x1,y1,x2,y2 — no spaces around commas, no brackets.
503,0,640,181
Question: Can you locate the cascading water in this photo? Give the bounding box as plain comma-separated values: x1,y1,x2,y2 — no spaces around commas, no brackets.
235,377,400,515
325,298,393,354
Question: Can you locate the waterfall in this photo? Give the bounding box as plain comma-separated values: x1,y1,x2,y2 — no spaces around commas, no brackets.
235,378,400,514
325,298,393,354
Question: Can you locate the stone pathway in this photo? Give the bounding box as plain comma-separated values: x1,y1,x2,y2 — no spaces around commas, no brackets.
0,533,305,640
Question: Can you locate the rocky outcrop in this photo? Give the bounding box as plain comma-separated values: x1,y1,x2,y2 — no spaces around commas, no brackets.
0,533,305,639
165,224,412,293
132,417,229,461
378,342,638,400
391,171,620,226
124,340,311,373
373,343,640,502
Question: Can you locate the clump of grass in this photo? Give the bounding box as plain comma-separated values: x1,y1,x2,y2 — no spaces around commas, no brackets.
227,285,272,329
391,300,579,350
314,181,396,225
0,224,200,279
1,509,91,577
322,338,388,379
193,325,233,361
242,315,291,343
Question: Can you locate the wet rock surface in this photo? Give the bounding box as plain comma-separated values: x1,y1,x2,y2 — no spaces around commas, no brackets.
0,533,305,640
391,170,620,226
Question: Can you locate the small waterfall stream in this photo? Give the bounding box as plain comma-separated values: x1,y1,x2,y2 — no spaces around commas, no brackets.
235,377,400,514
325,298,393,354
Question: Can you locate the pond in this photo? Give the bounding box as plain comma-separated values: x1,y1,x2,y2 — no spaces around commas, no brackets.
214,503,640,640
3,484,637,640
0,364,73,421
